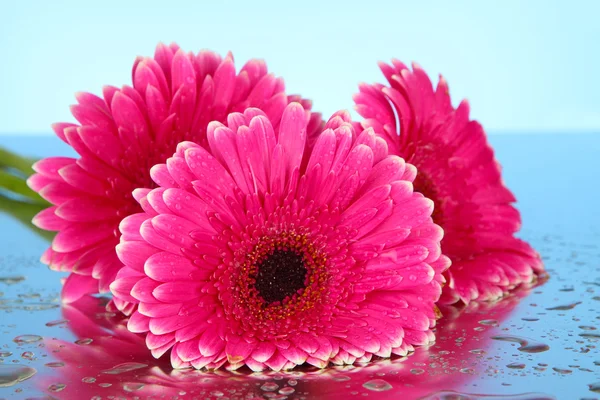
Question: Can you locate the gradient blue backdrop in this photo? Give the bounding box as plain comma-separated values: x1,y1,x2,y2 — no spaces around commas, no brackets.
1,0,598,134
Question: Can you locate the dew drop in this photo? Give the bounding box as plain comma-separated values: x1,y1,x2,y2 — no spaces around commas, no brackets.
552,367,572,374
491,335,550,353
44,362,64,368
0,365,37,387
101,362,148,375
332,375,351,382
21,351,34,360
48,383,66,392
478,319,499,326
74,338,93,345
0,351,12,357
279,386,295,395
459,368,475,374
261,382,279,392
363,379,392,391
410,368,425,375
13,334,42,344
124,382,145,392
589,382,600,393
98,383,112,387
546,301,581,310
506,363,526,369
82,377,96,383
287,379,298,386
0,276,25,285
210,390,224,397
45,319,69,327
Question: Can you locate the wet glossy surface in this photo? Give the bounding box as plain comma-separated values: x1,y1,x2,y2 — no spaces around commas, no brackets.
1,133,599,399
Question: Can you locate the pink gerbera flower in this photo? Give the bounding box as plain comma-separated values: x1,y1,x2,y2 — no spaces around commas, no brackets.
354,60,544,304
27,42,322,307
110,102,449,371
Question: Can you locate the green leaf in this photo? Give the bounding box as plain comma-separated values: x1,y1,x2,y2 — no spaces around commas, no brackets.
0,194,54,242
0,170,47,205
0,147,37,177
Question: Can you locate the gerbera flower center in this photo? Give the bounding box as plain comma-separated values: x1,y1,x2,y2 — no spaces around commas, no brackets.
253,249,308,304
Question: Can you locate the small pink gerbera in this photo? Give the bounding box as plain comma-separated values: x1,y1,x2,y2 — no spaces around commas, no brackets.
110,102,449,371
27,42,322,307
354,60,544,304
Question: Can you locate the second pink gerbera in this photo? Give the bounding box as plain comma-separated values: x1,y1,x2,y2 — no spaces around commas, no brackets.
354,61,544,304
110,103,449,371
27,43,321,308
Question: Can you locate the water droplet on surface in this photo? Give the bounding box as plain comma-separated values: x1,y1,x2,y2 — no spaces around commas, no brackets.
0,276,25,285
21,351,34,360
363,379,392,391
0,351,12,357
0,365,37,387
82,376,96,383
279,386,295,395
74,338,93,345
261,382,279,392
44,362,64,368
552,367,572,374
45,319,68,327
123,382,145,392
580,332,600,339
13,334,42,344
410,368,425,375
210,390,224,397
100,362,148,375
491,335,550,353
332,375,351,381
546,301,581,310
478,319,499,326
460,368,475,374
589,382,600,393
507,363,526,369
48,383,66,392
287,379,298,386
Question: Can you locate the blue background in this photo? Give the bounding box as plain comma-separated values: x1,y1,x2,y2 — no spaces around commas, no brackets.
1,0,599,134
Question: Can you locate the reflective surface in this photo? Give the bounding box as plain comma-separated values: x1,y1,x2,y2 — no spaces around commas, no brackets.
1,133,599,400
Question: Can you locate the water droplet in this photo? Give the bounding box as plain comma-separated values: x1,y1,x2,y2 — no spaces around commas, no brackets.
460,368,475,374
546,301,581,310
0,276,25,285
13,334,42,344
491,335,550,353
363,379,392,391
521,317,539,322
580,325,597,331
589,382,600,393
21,351,34,360
332,375,351,382
82,377,96,383
48,383,66,392
287,379,298,386
210,390,224,397
507,363,526,369
98,383,112,387
580,332,600,339
101,362,148,375
261,382,279,392
469,349,486,355
0,351,12,357
410,368,425,375
124,382,145,392
279,386,295,395
44,362,64,368
75,338,93,345
0,365,37,387
45,319,69,327
552,367,572,374
478,319,499,326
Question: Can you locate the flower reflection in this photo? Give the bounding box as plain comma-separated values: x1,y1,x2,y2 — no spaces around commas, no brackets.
41,289,531,399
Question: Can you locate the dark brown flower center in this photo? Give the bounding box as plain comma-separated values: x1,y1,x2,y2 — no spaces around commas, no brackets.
253,249,308,304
